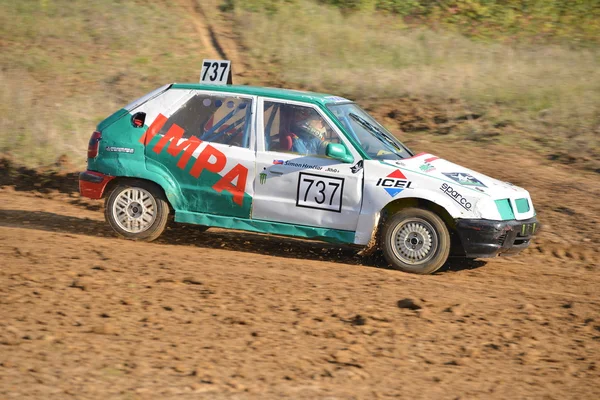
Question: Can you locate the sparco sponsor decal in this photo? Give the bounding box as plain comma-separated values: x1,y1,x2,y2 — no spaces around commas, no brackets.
440,183,472,210
376,170,413,197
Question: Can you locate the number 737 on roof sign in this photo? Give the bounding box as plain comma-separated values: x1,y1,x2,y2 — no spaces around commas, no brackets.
200,59,232,85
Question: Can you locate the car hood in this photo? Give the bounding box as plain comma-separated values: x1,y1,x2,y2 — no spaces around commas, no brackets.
388,153,536,221
397,153,525,196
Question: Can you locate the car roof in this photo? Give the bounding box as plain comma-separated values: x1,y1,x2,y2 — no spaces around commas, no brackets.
170,83,352,106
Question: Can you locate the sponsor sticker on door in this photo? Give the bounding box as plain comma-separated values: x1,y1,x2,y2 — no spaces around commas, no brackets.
296,172,344,212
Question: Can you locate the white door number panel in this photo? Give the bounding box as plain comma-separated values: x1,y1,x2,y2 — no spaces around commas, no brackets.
200,59,232,85
296,173,344,212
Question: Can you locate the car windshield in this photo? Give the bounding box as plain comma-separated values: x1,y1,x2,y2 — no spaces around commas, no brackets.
327,103,413,160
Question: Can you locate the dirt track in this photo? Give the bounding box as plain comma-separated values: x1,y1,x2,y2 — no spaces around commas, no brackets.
1,140,599,399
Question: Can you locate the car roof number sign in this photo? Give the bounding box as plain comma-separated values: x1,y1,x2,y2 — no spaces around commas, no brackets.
200,59,232,85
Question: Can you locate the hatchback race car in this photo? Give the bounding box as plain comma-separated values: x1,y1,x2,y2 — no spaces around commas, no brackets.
80,77,539,274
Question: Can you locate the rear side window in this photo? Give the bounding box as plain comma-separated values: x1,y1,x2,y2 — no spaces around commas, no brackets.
157,93,252,149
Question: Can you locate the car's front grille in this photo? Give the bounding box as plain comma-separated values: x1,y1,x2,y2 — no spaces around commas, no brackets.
496,232,507,246
517,222,538,237
513,238,530,246
511,223,536,247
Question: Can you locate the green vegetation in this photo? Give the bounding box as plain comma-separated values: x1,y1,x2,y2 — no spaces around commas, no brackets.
237,0,600,44
0,0,211,167
232,0,599,170
0,0,598,171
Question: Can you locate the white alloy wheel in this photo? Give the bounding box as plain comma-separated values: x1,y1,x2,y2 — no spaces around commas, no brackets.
105,181,169,242
381,208,450,274
390,218,438,265
112,187,157,233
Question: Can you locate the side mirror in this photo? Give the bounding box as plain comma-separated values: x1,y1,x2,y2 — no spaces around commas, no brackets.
326,143,354,163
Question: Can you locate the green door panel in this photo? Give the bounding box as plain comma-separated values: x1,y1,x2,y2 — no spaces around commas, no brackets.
144,135,252,218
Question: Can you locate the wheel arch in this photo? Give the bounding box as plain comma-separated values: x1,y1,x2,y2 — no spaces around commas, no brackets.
379,196,465,257
103,176,178,213
381,197,456,230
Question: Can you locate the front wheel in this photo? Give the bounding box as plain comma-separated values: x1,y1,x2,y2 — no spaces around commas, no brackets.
105,181,169,242
381,208,450,274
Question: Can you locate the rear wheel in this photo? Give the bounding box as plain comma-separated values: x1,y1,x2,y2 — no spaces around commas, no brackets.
381,208,450,274
105,181,169,242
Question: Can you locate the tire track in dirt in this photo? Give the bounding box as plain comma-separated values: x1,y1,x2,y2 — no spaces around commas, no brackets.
2,168,600,399
175,0,247,75
2,218,599,399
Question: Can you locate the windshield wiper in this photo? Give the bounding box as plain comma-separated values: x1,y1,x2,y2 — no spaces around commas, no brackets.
349,113,403,152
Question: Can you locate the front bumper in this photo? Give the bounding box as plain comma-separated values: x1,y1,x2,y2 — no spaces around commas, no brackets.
455,217,540,258
79,170,115,199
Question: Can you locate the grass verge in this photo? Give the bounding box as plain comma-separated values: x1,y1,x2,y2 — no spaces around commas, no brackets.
0,0,598,172
231,0,599,171
0,0,213,168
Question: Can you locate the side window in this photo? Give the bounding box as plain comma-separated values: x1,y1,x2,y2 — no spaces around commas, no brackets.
157,93,252,148
263,102,341,156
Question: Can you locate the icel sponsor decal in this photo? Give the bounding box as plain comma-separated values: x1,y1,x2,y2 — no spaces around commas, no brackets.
443,172,487,188
139,113,248,206
440,183,472,211
376,170,413,197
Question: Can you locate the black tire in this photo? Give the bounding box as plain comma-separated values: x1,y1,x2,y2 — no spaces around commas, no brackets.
381,208,450,274
105,180,169,242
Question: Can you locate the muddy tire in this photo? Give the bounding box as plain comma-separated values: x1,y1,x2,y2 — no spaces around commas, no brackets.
381,208,450,274
105,181,169,242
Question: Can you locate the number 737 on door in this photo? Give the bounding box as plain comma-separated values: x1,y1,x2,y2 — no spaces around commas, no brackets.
296,172,345,213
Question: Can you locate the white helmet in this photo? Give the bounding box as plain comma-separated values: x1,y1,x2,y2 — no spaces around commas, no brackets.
298,118,325,141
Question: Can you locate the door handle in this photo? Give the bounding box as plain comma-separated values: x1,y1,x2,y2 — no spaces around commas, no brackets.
269,167,285,175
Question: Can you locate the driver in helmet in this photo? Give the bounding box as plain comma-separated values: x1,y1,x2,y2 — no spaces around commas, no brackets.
289,107,330,155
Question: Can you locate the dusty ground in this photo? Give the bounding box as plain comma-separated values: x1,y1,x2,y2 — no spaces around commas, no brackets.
1,140,599,400
2,0,598,397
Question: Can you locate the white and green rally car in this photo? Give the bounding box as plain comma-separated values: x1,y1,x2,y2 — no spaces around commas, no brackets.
80,70,539,274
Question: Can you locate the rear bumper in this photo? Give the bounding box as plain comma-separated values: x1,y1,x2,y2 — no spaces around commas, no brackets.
79,170,115,199
455,217,540,258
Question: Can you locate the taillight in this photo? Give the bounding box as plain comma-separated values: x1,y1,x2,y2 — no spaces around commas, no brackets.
88,131,102,158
